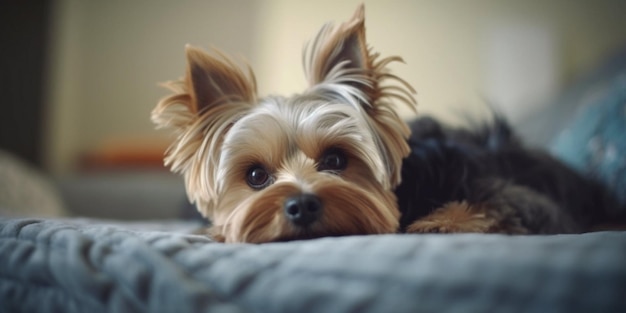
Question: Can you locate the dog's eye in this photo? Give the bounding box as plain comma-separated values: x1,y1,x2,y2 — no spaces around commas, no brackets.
318,149,347,172
247,166,271,189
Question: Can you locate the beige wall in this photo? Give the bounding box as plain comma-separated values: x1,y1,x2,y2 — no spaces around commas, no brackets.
44,0,626,175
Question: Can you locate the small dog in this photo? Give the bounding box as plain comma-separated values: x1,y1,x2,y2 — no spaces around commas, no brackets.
152,5,617,243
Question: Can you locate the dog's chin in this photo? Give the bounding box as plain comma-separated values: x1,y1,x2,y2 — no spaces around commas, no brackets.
214,181,400,243
221,222,392,244
210,226,374,243
271,227,384,242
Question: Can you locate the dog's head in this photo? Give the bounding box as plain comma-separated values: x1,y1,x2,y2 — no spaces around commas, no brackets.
152,5,416,243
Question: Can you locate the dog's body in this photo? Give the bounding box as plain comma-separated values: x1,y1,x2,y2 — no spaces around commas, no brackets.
152,5,618,243
396,117,617,234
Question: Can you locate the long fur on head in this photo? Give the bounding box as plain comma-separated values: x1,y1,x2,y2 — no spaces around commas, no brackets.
152,5,417,241
152,46,257,216
303,4,417,186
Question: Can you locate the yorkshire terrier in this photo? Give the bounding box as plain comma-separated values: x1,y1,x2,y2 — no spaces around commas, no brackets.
152,5,619,243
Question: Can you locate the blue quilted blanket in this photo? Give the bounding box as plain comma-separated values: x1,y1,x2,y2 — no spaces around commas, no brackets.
1,217,625,313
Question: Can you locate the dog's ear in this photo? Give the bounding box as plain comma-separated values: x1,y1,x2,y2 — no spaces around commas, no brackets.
304,5,416,108
304,5,369,90
184,45,257,113
304,4,417,188
152,45,256,217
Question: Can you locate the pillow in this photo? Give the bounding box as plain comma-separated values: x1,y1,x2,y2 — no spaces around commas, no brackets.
550,75,626,208
0,150,67,217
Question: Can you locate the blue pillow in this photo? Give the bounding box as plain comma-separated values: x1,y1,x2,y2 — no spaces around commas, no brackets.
551,75,626,206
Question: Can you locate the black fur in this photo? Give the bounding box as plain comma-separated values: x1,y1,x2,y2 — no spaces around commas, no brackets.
394,116,620,234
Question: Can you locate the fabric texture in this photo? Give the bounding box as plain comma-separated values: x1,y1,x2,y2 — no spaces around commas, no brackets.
1,218,625,313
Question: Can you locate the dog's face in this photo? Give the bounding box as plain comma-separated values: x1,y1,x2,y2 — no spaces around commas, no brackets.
210,94,404,243
152,5,416,243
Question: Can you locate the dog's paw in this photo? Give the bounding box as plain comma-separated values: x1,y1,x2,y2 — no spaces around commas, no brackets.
406,201,496,234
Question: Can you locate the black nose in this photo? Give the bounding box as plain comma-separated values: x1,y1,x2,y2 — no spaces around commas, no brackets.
284,194,323,227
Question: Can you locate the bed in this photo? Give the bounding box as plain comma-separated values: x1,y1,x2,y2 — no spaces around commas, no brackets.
2,218,625,313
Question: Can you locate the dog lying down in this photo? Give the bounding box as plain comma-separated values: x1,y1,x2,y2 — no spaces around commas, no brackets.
152,5,621,243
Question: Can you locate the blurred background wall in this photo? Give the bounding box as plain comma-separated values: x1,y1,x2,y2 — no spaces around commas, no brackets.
2,0,626,176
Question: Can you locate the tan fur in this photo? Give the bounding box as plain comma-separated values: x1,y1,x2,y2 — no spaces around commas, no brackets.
304,4,416,187
406,201,532,234
152,46,257,216
152,5,416,242
406,202,497,233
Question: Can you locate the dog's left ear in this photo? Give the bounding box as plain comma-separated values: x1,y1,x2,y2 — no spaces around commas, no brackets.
304,5,369,92
304,5,415,109
304,4,417,187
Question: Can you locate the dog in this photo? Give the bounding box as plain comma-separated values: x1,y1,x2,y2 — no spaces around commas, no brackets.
152,5,618,243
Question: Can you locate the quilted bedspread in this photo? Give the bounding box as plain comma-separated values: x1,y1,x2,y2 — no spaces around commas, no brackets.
1,217,625,313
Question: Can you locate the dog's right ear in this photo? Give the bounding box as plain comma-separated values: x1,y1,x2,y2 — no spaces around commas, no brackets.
184,45,257,114
153,45,257,129
152,45,257,217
